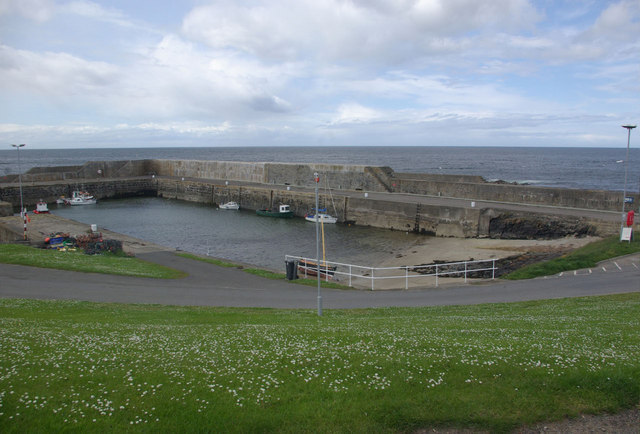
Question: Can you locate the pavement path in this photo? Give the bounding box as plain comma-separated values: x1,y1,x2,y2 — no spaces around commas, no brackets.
1,250,638,309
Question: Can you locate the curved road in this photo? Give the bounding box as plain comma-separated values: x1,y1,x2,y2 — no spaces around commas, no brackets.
1,250,638,308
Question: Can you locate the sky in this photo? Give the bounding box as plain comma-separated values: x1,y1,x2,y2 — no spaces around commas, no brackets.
0,0,639,149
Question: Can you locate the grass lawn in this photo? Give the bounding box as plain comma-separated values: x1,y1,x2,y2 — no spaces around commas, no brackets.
0,244,185,279
1,294,639,433
504,235,640,280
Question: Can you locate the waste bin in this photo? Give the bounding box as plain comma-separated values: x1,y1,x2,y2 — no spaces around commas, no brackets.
285,260,298,280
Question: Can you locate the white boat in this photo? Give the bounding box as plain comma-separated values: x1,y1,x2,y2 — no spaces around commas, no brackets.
68,190,97,206
69,196,97,205
219,201,240,210
305,209,337,224
34,200,49,214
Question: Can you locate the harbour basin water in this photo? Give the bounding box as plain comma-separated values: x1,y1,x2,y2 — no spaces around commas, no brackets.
52,197,424,271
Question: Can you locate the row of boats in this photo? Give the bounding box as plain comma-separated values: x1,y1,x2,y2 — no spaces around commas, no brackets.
219,201,338,224
30,190,97,214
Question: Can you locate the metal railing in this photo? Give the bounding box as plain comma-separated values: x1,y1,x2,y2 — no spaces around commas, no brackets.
285,255,497,290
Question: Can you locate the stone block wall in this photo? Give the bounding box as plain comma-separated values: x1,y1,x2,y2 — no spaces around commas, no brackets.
393,178,630,212
0,179,156,209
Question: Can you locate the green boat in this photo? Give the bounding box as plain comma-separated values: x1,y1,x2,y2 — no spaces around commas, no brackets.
256,204,294,218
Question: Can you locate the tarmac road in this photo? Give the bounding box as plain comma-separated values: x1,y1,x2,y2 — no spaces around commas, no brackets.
0,250,638,309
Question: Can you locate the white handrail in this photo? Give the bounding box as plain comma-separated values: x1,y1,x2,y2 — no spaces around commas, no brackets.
285,255,498,290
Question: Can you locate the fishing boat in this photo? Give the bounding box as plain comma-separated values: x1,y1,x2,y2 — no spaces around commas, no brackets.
68,190,97,206
219,201,240,210
33,200,49,214
297,258,337,279
256,204,293,218
304,208,337,224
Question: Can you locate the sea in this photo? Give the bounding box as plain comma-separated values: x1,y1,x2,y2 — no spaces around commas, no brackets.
2,146,639,271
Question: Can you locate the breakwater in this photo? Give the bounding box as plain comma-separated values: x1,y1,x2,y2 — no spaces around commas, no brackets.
0,159,629,239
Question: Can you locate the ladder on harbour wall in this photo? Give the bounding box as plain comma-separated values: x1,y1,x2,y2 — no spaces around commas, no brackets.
414,203,421,233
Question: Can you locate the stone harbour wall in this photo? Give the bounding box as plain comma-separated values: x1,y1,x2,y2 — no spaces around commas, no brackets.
0,178,156,213
2,158,633,212
392,177,631,212
0,159,629,239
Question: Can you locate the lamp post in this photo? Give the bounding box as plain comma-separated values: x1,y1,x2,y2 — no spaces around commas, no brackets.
314,172,322,316
11,144,26,240
621,125,636,237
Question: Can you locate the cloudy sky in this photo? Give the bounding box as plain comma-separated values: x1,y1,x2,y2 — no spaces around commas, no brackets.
0,0,638,149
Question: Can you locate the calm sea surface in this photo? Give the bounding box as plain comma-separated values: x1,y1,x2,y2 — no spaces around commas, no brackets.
52,197,421,271
1,146,639,191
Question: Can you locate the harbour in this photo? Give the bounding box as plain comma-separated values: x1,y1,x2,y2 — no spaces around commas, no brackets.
0,156,636,283
51,196,422,271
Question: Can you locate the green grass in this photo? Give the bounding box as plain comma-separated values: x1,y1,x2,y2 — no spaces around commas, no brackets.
1,294,639,432
178,252,351,289
503,236,640,280
0,244,186,279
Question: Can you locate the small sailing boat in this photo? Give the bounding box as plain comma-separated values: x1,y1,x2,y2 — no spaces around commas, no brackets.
298,196,336,279
304,208,337,224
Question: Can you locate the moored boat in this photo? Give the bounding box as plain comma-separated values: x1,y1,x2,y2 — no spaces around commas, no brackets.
68,190,97,206
305,209,337,224
256,204,293,218
219,201,240,210
33,200,49,214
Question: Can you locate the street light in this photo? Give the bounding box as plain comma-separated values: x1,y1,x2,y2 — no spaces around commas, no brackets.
11,144,26,240
314,172,322,316
621,125,636,237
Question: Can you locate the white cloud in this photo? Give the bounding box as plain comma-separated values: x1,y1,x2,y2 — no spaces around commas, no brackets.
181,0,540,64
0,0,638,149
0,0,55,22
0,44,119,98
331,103,383,124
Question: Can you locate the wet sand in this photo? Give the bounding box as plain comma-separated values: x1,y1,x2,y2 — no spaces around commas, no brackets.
380,236,598,268
366,235,600,290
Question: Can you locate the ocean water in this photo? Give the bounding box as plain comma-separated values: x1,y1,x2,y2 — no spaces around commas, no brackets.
1,146,639,192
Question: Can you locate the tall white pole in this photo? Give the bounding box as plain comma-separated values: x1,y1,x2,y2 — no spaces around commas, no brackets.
621,125,636,237
314,172,322,316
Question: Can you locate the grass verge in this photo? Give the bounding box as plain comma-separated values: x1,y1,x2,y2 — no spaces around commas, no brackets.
0,294,639,432
0,243,186,279
503,235,640,280
177,252,350,289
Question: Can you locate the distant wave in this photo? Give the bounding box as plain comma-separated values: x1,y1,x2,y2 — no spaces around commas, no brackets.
486,179,549,186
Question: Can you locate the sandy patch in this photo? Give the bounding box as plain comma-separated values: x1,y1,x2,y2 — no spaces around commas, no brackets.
379,236,599,268
346,236,601,290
